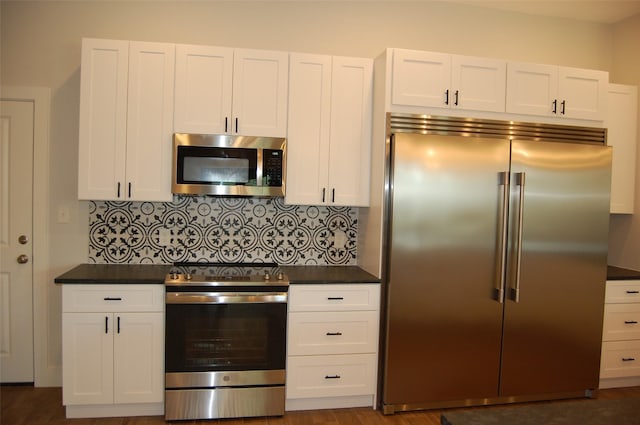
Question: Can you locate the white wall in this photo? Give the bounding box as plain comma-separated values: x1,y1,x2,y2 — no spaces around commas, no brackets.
0,0,628,386
608,13,640,270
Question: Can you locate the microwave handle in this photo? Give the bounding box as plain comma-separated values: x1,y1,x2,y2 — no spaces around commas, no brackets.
225,117,228,133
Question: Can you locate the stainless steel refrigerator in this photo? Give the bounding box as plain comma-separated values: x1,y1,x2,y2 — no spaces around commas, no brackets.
381,114,612,413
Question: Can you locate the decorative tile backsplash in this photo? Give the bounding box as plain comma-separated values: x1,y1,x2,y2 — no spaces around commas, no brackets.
88,196,357,265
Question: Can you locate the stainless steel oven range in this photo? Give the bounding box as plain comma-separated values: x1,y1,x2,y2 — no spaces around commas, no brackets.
164,263,288,421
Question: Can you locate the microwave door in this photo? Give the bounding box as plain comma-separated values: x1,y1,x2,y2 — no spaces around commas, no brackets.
183,157,253,186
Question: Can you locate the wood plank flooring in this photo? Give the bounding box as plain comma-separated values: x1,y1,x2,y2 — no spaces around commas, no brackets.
2,385,640,425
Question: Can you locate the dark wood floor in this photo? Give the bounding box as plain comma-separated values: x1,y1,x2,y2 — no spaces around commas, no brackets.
2,385,640,425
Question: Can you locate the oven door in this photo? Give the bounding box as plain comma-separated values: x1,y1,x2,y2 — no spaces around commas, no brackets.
165,290,287,420
165,291,287,376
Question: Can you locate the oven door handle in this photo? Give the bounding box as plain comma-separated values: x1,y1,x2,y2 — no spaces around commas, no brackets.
166,292,288,304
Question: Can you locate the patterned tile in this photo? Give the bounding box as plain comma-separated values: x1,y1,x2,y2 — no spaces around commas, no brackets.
88,196,358,265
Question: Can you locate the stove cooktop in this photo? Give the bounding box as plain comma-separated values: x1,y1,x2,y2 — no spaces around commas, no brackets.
164,262,289,287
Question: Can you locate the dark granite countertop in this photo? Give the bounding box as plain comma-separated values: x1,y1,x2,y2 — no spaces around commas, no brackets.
54,264,171,284
280,265,380,284
54,264,381,285
607,265,640,281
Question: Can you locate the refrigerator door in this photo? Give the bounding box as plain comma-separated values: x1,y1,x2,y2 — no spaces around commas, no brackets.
500,140,612,396
383,133,510,407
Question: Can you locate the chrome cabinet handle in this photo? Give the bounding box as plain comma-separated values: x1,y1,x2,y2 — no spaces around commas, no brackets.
17,254,29,264
511,172,526,303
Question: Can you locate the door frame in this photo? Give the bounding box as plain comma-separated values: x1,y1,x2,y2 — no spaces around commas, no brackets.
1,86,53,386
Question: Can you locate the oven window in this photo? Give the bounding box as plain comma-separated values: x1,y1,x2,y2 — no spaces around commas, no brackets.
165,303,286,373
176,146,258,186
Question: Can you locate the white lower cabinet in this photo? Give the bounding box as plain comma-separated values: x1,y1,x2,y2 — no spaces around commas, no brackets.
62,285,164,418
286,284,380,411
600,280,640,389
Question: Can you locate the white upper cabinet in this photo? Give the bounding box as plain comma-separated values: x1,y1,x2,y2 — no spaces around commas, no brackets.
174,45,288,137
174,44,233,134
607,83,638,214
391,49,506,113
286,53,373,206
78,38,174,201
506,62,608,121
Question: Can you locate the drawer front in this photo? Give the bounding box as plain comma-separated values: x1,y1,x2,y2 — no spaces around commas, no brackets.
600,340,640,379
288,284,380,312
63,285,164,312
286,354,376,398
603,303,640,341
605,281,640,304
288,311,379,355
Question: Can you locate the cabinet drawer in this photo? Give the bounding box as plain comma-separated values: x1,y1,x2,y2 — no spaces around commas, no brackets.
63,285,164,313
286,354,376,398
288,284,380,312
600,340,640,379
605,281,640,303
288,311,378,355
603,303,640,341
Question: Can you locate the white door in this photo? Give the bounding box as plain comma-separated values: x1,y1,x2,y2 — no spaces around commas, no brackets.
174,44,234,134
328,56,373,207
391,49,451,108
285,52,332,205
232,48,289,137
0,99,35,382
505,61,557,116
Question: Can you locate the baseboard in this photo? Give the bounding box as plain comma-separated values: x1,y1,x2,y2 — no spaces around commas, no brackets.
599,376,640,389
286,395,374,411
65,402,163,418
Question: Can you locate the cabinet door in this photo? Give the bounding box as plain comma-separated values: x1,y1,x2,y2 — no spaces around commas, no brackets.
113,312,164,404
125,41,175,202
174,44,233,134
607,84,638,214
232,49,288,137
78,38,129,200
62,313,114,405
391,49,450,108
558,66,608,120
452,55,506,113
506,61,557,116
285,53,332,205
328,57,373,206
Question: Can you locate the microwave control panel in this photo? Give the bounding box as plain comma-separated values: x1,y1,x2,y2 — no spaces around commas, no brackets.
263,149,283,187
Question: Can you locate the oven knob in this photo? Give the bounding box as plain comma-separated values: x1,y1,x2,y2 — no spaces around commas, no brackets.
264,272,271,281
170,272,179,280
277,272,284,281
185,273,193,281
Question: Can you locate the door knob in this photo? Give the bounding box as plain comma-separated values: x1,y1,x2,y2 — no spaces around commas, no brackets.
17,255,29,264
18,235,29,244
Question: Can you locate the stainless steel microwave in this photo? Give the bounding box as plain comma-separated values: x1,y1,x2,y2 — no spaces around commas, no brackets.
172,133,286,197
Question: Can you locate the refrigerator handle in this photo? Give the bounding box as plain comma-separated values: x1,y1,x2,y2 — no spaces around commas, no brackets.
496,171,510,303
511,172,526,303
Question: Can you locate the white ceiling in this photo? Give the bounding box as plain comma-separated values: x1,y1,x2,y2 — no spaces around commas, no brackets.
451,0,640,24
